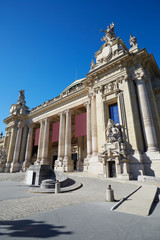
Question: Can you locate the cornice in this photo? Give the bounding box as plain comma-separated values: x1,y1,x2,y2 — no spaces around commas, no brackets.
3,114,27,125
28,86,87,117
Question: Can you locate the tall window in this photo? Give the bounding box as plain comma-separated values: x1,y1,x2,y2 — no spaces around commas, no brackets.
109,103,119,124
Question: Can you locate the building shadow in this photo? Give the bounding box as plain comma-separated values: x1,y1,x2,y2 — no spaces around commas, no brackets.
0,219,73,238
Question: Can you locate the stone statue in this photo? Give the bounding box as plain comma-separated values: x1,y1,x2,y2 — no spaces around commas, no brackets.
129,35,137,48
10,90,29,116
90,59,95,70
105,119,121,143
101,22,117,43
17,90,26,105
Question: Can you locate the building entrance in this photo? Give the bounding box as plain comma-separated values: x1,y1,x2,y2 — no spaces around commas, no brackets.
72,153,78,170
52,155,57,170
109,161,116,177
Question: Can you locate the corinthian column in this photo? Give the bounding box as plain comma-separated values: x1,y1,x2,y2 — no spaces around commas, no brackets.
91,94,98,155
84,101,92,157
56,112,65,167
35,120,44,165
41,118,50,165
135,69,158,152
63,109,73,171
5,125,17,172
23,124,33,171
10,121,23,172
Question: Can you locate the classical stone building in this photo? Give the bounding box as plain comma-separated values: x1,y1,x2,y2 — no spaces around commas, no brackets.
1,23,160,180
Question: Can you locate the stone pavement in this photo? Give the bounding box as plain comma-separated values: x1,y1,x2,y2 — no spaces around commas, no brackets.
0,172,160,240
0,172,138,221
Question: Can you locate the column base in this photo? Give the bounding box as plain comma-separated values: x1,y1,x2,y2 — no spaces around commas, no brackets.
5,162,11,173
55,157,63,169
143,151,160,177
88,153,99,163
22,161,31,172
40,158,50,165
64,164,74,172
63,157,74,172
147,147,158,152
34,158,41,165
87,154,104,175
10,162,20,173
0,161,6,172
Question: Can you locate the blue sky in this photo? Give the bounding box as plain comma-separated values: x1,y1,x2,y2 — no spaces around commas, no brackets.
0,0,160,134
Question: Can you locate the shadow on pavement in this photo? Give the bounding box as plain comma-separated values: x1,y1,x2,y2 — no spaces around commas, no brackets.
149,187,160,215
0,219,73,238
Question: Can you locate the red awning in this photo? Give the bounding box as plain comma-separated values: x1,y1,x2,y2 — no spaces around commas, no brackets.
34,128,40,146
75,112,86,137
52,122,60,142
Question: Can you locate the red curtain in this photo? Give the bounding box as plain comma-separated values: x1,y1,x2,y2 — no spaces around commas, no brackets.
52,122,60,142
75,112,86,137
34,128,40,146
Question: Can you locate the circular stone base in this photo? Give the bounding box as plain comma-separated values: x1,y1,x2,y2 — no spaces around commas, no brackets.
40,179,57,189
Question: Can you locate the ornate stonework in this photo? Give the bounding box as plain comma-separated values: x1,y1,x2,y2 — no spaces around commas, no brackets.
1,23,160,180
10,90,29,116
101,22,117,44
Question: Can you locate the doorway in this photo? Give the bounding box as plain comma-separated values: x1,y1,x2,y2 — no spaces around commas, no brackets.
109,161,116,178
52,155,57,170
32,172,36,185
72,153,78,170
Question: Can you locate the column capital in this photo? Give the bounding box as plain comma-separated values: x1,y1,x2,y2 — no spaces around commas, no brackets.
132,68,147,82
17,120,24,129
58,111,65,117
88,92,96,100
43,117,51,124
39,119,44,125
64,108,71,115
84,100,91,108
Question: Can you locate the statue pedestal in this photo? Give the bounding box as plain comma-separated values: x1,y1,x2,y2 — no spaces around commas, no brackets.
25,165,55,185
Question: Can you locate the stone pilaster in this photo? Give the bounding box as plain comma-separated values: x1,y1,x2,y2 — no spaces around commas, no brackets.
135,69,158,152
91,94,98,155
63,109,73,171
10,121,23,172
23,124,34,171
41,118,50,165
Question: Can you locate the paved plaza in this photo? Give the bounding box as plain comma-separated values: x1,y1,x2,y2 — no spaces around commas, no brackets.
0,172,160,240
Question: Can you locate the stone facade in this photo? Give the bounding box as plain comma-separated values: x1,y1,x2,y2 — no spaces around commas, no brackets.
1,23,160,180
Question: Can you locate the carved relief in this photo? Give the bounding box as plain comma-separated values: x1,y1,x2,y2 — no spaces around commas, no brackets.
105,119,121,143
103,81,119,96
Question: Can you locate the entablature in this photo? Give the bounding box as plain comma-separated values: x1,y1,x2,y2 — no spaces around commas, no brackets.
29,85,87,116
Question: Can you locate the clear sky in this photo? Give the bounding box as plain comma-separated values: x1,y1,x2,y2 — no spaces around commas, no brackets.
0,0,160,134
